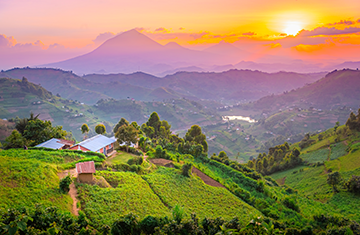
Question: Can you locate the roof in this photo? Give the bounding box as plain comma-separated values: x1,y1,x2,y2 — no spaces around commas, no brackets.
75,134,116,152
35,138,71,149
76,161,96,174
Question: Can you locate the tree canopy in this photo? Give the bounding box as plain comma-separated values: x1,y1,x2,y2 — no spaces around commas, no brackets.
116,125,139,152
95,124,106,134
113,118,129,133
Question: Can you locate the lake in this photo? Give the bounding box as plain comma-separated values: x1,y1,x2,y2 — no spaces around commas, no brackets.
222,115,257,123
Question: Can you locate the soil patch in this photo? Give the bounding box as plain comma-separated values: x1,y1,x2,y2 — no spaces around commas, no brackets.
149,158,173,166
192,167,225,188
58,169,79,216
276,177,286,186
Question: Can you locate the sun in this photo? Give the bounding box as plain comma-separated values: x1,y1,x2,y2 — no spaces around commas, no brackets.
283,21,303,36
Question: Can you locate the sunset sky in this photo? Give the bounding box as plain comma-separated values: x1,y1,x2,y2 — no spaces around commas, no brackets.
1,0,360,69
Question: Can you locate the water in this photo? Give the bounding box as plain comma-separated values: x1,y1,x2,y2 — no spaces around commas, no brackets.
222,115,257,123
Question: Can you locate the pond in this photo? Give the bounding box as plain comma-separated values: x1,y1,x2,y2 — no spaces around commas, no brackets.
222,115,257,123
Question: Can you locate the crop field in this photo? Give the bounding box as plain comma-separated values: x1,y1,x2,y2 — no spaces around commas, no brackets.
142,167,259,222
77,171,169,228
329,142,348,160
0,154,72,211
301,148,329,164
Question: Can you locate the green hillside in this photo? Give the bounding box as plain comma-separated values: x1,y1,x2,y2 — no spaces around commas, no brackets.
270,125,360,221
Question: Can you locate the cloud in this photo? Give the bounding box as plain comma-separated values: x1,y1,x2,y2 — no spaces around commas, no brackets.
134,27,145,32
179,27,184,30
92,32,115,45
0,34,16,48
155,27,168,33
328,19,360,26
297,26,360,37
242,32,256,36
190,32,210,40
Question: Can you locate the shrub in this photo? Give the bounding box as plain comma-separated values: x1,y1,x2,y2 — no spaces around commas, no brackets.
181,163,193,177
140,216,159,234
111,213,140,235
59,175,72,193
282,196,300,212
345,175,360,194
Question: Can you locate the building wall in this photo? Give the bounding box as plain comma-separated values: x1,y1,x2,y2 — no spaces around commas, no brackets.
78,173,93,183
69,145,90,152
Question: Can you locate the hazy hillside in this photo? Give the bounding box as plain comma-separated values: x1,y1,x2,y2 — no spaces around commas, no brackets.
1,67,325,105
252,69,360,111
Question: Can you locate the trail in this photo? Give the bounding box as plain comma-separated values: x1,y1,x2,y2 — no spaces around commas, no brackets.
149,158,225,188
58,169,79,216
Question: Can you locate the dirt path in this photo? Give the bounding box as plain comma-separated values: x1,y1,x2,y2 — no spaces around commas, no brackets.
150,158,225,188
191,167,225,188
58,169,79,216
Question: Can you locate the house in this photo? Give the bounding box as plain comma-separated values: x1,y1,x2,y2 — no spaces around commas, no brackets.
76,161,96,183
69,134,116,156
35,138,75,150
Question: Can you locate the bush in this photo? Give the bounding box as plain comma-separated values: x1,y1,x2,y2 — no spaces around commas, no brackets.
283,196,300,212
127,156,144,165
345,175,360,194
59,175,72,193
140,216,159,234
181,163,193,177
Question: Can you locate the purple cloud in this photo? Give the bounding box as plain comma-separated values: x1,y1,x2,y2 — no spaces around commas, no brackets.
155,27,168,32
0,34,16,48
298,26,360,37
92,32,115,45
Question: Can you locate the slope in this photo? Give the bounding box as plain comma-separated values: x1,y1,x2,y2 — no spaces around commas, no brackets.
270,125,360,221
252,69,360,111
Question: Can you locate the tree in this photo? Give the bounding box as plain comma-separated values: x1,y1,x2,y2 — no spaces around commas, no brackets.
184,125,208,153
95,124,106,134
334,121,340,133
23,119,67,146
81,123,89,139
116,125,139,152
113,118,129,133
15,112,39,135
327,171,342,192
146,112,161,132
4,130,32,149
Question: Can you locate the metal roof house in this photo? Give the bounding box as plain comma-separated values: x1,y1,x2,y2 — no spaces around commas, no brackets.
69,134,116,156
35,138,75,150
76,161,96,183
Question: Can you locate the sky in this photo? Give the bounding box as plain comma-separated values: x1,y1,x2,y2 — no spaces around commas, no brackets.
1,0,360,69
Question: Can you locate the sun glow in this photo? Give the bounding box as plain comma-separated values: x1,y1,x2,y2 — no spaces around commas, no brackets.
283,21,303,36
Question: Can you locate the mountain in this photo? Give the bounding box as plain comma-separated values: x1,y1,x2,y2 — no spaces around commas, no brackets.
44,29,216,75
252,69,360,111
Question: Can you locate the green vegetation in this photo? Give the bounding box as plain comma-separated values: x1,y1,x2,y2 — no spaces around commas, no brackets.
0,150,72,211
77,171,169,228
142,167,259,221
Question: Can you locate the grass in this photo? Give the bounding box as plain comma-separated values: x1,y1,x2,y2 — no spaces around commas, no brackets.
105,151,136,165
77,171,169,228
142,167,259,222
0,154,72,212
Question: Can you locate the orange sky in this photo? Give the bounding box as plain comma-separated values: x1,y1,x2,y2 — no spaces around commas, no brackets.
0,0,360,68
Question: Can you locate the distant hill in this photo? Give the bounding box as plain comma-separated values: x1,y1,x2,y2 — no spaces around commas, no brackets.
0,76,222,141
1,67,325,105
252,69,360,111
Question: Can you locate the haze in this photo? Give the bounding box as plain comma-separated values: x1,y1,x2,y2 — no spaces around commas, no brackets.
1,0,360,73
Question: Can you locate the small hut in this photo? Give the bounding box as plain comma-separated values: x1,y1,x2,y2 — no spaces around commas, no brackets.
76,161,96,183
